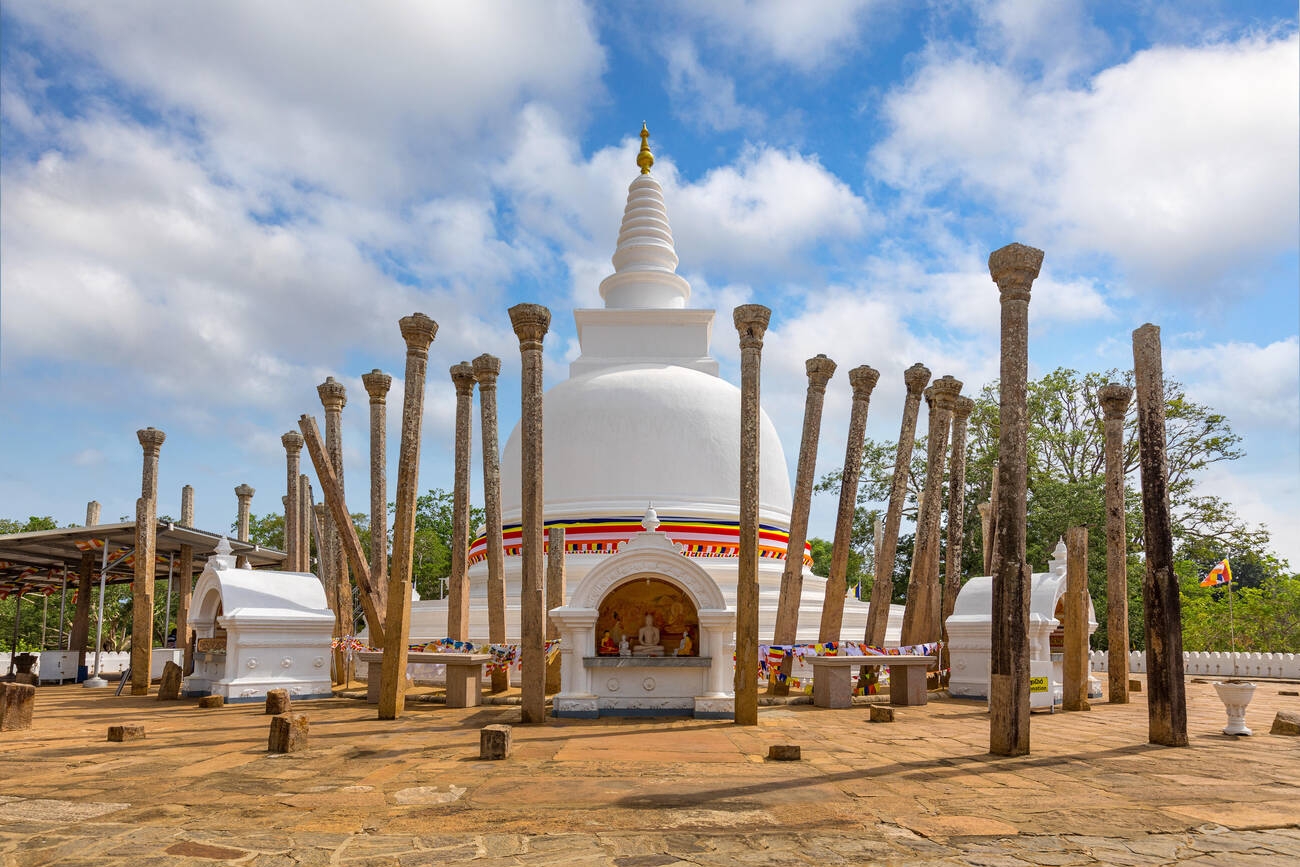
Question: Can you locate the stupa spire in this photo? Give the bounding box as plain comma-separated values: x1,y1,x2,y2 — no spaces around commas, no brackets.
598,124,691,309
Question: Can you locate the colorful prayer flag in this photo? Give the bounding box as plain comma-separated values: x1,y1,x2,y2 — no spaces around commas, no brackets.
1200,559,1233,587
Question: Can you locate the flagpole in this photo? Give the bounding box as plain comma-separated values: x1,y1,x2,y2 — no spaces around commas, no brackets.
1227,568,1237,678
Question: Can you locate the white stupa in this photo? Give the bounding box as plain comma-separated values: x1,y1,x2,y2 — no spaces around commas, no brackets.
406,126,900,646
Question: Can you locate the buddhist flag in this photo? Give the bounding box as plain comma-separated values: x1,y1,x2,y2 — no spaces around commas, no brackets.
1200,559,1233,587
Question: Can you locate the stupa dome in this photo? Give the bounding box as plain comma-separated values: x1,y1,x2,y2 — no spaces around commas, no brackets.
499,363,793,525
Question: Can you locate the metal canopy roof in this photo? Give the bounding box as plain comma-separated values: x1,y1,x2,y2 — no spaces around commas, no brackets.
0,522,286,596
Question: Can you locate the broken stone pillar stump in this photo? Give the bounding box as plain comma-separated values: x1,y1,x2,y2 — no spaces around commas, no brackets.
1130,679,1142,693
1063,526,1091,712
1270,711,1300,736
265,689,291,715
767,744,801,761
198,695,224,709
480,724,512,759
268,713,309,753
156,661,184,701
869,705,895,723
0,682,36,731
107,724,145,742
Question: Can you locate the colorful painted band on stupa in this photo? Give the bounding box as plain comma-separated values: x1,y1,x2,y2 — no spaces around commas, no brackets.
468,516,812,568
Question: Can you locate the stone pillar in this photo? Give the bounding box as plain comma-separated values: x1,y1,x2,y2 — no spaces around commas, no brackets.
1132,323,1188,747
234,484,255,569
131,427,165,695
734,304,771,726
1098,382,1133,704
70,500,100,671
177,485,195,674
510,303,550,724
820,365,880,642
299,474,312,573
987,242,1043,757
318,376,350,676
984,461,1000,576
380,313,438,720
773,355,836,648
546,526,566,694
941,395,974,674
448,361,477,642
362,370,392,612
312,502,329,585
978,501,992,576
1063,526,1091,712
473,353,508,694
865,363,930,647
282,431,304,572
901,375,962,646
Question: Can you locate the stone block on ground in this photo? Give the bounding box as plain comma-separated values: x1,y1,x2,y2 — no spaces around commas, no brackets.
0,682,36,731
1279,690,1298,697
1130,678,1142,693
156,661,183,700
107,725,145,742
197,695,224,709
767,744,800,761
870,705,895,723
1270,711,1300,736
268,713,309,753
265,689,291,715
480,724,512,760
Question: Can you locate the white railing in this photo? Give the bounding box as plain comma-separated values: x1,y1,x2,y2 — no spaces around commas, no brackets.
1090,650,1300,680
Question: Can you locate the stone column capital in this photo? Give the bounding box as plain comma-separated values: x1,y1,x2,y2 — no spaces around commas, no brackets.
988,242,1044,302
281,430,304,454
472,353,502,385
317,376,347,411
399,312,439,355
929,374,964,411
137,427,166,455
234,484,255,501
509,303,551,348
952,394,976,421
733,304,771,349
362,369,392,402
848,365,880,398
804,354,837,390
1098,382,1133,419
450,362,477,394
903,363,931,396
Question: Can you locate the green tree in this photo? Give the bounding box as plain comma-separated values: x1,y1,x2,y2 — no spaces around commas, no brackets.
409,489,484,601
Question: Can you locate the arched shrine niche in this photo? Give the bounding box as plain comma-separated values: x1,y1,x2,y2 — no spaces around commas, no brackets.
596,576,699,656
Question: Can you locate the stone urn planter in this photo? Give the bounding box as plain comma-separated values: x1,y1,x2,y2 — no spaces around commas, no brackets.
1212,680,1257,736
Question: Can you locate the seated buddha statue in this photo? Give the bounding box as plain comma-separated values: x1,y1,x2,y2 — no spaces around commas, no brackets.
632,613,664,656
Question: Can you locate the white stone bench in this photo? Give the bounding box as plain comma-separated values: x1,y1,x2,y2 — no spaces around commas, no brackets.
807,654,936,709
358,651,493,708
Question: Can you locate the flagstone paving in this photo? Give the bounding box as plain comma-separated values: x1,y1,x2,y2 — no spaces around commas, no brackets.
1,677,1297,865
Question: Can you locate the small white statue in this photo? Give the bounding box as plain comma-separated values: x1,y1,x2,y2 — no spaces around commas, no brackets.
619,636,631,657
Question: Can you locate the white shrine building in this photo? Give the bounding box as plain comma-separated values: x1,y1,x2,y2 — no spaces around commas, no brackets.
405,128,903,652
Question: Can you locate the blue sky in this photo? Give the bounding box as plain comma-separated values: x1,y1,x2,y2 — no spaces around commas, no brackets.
2,1,1297,565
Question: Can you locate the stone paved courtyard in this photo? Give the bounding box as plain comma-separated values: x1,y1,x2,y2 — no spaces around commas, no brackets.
1,677,1297,865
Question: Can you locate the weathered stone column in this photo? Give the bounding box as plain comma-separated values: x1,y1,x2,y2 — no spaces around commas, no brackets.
70,500,100,672
987,242,1043,757
299,474,312,573
1098,382,1133,704
546,526,566,694
282,431,303,572
1132,324,1187,746
1063,526,1091,712
773,355,836,648
380,313,438,720
984,461,1000,576
820,365,880,642
234,484,255,569
448,361,477,642
318,376,350,676
312,502,329,583
473,353,508,693
941,395,974,675
510,303,550,724
978,501,993,575
734,304,771,726
177,486,195,674
901,375,962,646
865,363,930,647
362,370,392,613
131,427,165,695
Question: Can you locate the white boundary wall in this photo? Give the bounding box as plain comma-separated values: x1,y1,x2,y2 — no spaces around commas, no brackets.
1090,650,1300,680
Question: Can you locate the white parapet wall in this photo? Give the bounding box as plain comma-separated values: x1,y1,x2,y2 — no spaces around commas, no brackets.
1090,650,1300,680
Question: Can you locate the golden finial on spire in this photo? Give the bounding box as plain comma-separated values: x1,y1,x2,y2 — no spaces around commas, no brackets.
637,121,654,174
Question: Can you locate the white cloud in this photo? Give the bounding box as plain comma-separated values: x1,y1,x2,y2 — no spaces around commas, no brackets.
1167,336,1300,431
973,0,1114,84
871,32,1300,291
663,38,764,133
671,0,883,72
